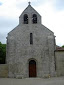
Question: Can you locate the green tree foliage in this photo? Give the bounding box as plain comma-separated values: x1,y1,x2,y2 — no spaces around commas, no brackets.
0,42,6,64
62,45,64,48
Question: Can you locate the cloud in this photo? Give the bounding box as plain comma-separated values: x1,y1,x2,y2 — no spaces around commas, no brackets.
0,33,7,43
35,1,64,46
0,2,2,5
54,0,64,10
0,0,64,46
0,16,18,28
0,16,19,44
16,0,48,9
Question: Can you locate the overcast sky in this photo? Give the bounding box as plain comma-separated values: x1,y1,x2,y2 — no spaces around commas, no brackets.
0,0,64,46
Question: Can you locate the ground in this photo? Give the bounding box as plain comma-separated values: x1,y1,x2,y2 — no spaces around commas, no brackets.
0,77,64,85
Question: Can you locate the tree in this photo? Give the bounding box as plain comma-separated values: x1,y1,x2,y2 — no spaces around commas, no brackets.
62,45,64,48
0,42,6,64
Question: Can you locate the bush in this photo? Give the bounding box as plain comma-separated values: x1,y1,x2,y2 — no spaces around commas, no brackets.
0,42,6,64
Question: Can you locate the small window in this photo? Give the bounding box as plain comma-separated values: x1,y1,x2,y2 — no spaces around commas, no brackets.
24,14,28,24
32,14,37,24
30,33,33,44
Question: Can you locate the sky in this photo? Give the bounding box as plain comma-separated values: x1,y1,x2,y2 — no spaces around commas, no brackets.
0,0,64,46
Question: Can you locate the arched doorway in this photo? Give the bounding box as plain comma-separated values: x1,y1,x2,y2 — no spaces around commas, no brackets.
29,60,36,77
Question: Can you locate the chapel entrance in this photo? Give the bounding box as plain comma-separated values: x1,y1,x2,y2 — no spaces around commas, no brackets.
29,60,36,77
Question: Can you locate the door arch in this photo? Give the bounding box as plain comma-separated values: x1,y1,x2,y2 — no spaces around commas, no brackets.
29,60,36,77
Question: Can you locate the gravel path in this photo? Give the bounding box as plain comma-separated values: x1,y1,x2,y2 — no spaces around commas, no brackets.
0,77,64,85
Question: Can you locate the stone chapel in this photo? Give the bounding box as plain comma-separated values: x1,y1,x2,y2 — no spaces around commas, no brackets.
6,3,56,78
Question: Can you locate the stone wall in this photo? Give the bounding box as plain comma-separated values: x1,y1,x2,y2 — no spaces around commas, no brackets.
0,64,8,77
55,51,64,76
0,51,64,78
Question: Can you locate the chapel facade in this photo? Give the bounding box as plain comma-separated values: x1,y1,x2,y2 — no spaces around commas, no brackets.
6,3,56,78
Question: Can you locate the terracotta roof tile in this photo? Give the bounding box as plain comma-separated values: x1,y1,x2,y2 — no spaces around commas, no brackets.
56,46,64,51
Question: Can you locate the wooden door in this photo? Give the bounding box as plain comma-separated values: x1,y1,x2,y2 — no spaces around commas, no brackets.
29,60,36,77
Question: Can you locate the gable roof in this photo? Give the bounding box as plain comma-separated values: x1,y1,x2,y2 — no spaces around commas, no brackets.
19,4,41,18
56,46,64,51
